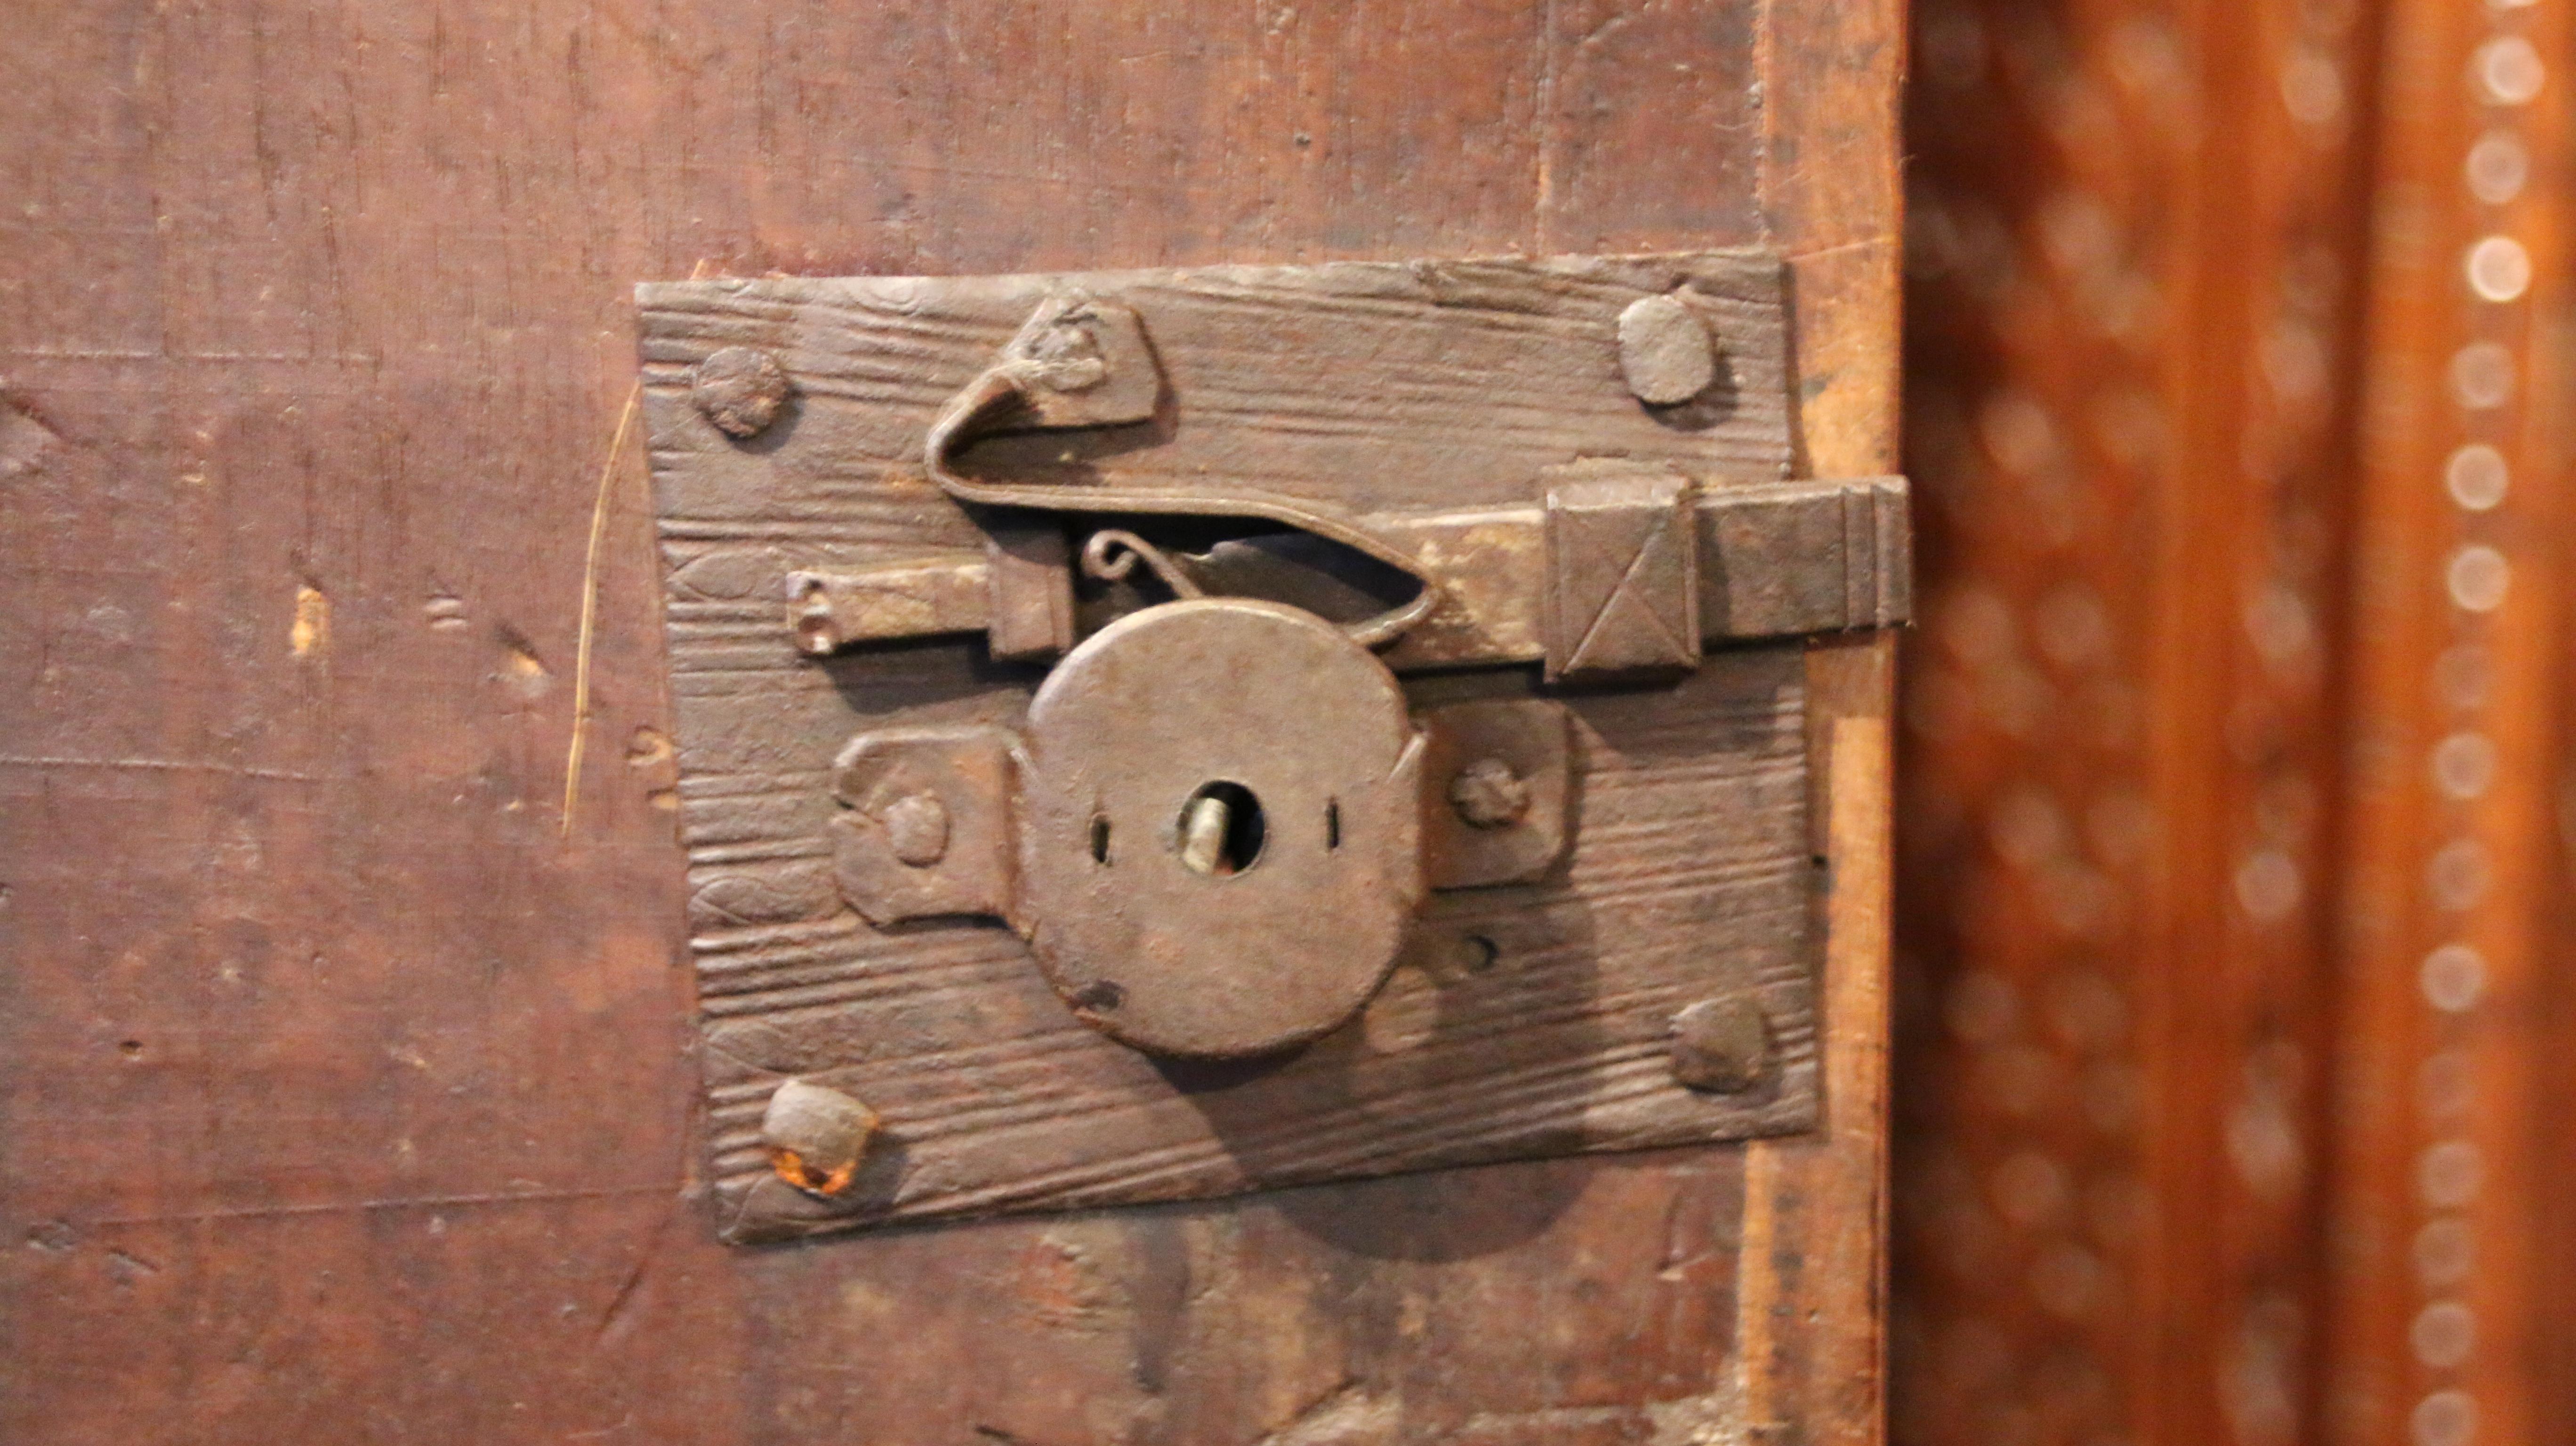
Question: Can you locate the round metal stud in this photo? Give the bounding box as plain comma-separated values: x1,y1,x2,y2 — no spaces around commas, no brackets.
692,346,791,438
1616,293,1718,406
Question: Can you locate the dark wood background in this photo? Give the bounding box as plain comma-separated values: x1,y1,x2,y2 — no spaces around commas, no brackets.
0,3,1899,1443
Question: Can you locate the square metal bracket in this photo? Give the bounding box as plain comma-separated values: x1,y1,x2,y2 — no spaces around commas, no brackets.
1541,460,1704,683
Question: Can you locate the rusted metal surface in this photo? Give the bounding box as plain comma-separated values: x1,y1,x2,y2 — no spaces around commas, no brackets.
1446,757,1531,828
1540,460,1703,683
779,476,1911,664
759,1079,880,1197
980,520,1076,661
1700,474,1910,639
972,295,1163,433
1419,699,1570,889
1615,293,1722,406
1017,599,1425,1058
691,346,792,439
695,652,1823,1245
829,726,1019,924
923,295,1446,651
1669,995,1773,1093
637,250,1882,1244
820,612,1572,1053
786,560,990,656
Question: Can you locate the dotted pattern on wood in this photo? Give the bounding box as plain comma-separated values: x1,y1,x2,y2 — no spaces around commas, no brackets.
2310,2,2576,1445
1894,0,2372,1440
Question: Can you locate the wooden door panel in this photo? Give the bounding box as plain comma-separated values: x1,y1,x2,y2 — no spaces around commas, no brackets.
0,3,1899,1441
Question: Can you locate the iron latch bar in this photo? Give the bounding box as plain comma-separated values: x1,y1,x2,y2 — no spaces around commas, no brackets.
787,472,1908,672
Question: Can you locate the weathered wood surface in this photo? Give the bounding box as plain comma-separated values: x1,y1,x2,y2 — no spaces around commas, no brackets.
0,0,1899,1442
641,255,1828,1241
640,254,1797,510
690,653,1819,1242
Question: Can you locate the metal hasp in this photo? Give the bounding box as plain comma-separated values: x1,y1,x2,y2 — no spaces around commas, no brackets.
635,249,1910,1243
831,601,1575,1060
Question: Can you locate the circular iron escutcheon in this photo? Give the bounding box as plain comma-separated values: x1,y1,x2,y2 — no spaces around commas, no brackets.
1018,598,1425,1058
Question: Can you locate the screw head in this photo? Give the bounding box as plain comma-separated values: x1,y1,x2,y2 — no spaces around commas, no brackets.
692,346,791,438
1616,293,1717,406
1448,757,1532,830
761,1079,880,1197
882,792,951,868
1022,318,1109,393
1670,996,1771,1093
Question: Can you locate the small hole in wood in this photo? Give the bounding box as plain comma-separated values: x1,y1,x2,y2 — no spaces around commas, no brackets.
1325,798,1342,850
1090,814,1112,864
1461,936,1499,974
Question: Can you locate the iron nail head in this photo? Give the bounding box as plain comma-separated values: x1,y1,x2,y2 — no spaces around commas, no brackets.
1670,996,1771,1093
882,792,951,868
761,1079,880,1197
1616,293,1717,407
1448,757,1532,830
692,346,791,438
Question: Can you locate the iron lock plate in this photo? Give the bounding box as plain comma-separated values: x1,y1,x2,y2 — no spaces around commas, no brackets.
635,250,1909,1244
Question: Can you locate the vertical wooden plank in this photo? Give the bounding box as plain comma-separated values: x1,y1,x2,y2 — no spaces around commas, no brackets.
1750,0,1908,1438
1536,0,1767,254
1743,650,1896,1446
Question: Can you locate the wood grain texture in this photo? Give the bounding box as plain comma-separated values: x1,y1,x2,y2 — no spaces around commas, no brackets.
1751,0,1904,1436
0,0,1900,1441
640,254,1828,1241
639,253,1797,508
693,652,1819,1242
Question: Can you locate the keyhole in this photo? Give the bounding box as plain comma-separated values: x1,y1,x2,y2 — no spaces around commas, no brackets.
1177,781,1266,876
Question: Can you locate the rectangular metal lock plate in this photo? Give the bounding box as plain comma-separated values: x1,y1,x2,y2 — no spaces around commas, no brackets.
635,251,1909,1243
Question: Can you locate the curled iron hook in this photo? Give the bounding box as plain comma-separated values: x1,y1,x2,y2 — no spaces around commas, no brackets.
1079,529,1206,600
923,298,1441,650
